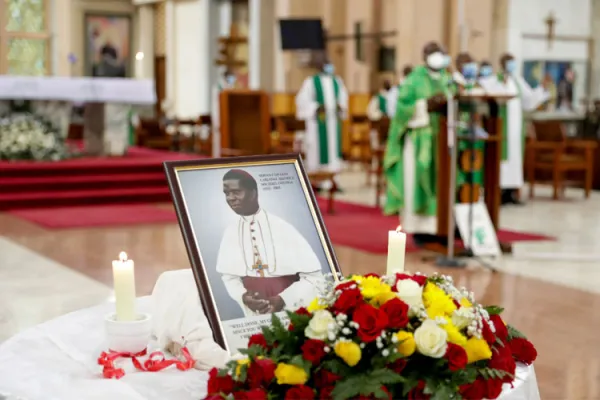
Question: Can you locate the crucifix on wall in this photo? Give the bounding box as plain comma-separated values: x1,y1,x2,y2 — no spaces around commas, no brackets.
545,12,557,49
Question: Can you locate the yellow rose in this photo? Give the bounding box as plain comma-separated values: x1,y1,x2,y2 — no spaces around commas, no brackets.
442,319,467,347
235,358,250,376
274,363,309,385
464,337,492,363
372,291,397,307
394,331,416,356
334,341,362,366
352,275,391,299
307,297,325,312
423,283,457,318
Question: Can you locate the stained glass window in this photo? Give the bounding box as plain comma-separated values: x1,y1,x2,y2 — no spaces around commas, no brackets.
5,0,46,32
7,38,46,75
1,0,49,75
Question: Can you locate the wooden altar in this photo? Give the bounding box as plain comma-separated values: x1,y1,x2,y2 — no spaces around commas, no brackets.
219,90,271,155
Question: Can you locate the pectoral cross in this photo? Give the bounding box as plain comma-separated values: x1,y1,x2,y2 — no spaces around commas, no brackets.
252,260,268,278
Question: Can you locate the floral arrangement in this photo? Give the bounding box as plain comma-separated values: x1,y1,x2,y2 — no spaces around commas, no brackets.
205,273,537,400
0,113,72,161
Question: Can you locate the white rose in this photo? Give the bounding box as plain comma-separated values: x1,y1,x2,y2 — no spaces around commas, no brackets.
414,319,448,358
395,279,424,308
305,310,337,341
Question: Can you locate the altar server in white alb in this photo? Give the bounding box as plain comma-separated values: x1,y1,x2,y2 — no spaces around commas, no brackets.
211,69,237,158
386,65,413,118
295,53,348,187
215,169,326,318
366,80,392,148
495,53,549,205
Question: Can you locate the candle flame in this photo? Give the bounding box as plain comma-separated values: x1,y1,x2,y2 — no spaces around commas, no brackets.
396,225,402,233
119,251,128,262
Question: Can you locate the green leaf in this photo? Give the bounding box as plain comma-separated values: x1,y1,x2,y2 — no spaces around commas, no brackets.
484,305,504,316
330,369,404,400
507,324,526,340
321,359,352,376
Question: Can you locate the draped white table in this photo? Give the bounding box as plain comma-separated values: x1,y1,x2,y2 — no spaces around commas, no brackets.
0,273,540,400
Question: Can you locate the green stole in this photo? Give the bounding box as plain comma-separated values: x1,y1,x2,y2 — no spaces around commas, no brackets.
377,93,387,114
497,72,525,161
312,74,342,164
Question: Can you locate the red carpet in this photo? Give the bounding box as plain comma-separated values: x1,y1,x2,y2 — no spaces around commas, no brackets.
0,147,202,210
9,200,554,253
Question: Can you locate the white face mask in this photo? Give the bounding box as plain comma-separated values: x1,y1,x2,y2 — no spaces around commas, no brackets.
427,52,446,70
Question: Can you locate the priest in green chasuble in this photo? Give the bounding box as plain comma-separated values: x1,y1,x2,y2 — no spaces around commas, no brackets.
295,53,348,188
383,42,453,240
495,53,549,205
367,80,392,148
215,169,325,318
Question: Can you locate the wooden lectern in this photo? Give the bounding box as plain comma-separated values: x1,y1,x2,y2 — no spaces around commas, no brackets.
436,94,513,253
219,90,271,155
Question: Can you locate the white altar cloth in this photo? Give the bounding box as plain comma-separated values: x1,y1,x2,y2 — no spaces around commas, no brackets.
0,76,155,105
0,271,540,400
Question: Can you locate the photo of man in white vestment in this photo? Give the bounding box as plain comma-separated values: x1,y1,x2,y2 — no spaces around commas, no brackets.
215,169,326,317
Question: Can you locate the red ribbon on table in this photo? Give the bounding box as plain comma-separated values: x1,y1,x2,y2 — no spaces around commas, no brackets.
97,347,195,379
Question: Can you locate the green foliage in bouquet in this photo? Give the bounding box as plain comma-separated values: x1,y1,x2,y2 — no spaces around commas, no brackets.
205,273,538,400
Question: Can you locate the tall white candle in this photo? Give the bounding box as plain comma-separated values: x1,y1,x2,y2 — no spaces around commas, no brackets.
386,226,406,275
112,251,137,321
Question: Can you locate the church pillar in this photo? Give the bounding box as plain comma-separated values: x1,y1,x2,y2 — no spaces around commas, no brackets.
164,0,176,116
135,4,155,80
273,0,290,92
52,0,73,76
591,0,600,99
248,0,261,89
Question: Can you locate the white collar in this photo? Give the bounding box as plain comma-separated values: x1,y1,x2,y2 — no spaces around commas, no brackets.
240,208,262,223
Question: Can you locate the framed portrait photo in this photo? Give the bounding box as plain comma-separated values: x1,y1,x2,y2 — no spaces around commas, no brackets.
84,12,132,78
164,154,341,353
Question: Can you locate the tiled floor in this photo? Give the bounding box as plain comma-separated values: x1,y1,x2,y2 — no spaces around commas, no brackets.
1,169,600,398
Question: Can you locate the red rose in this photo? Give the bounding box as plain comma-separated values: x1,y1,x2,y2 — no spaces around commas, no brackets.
388,359,407,374
394,273,427,288
332,287,363,314
288,323,295,331
380,297,409,329
508,338,537,365
203,396,223,400
207,367,234,395
352,303,389,342
302,339,327,364
314,369,341,388
285,385,315,400
247,358,276,388
318,386,334,400
407,381,430,400
248,333,268,349
295,307,311,316
485,379,504,399
336,281,357,291
482,319,496,345
233,389,268,400
489,345,515,383
445,343,468,371
490,315,508,343
356,387,391,400
459,379,486,399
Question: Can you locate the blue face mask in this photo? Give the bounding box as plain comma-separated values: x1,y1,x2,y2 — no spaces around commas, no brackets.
462,62,479,80
323,63,335,75
479,65,493,77
505,60,516,74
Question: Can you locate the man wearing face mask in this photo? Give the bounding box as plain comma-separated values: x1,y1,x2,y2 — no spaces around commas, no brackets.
496,53,549,205
479,61,494,79
383,41,452,243
295,53,348,189
386,65,414,118
211,69,237,157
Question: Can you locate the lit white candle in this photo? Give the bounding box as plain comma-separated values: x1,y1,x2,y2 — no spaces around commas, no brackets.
386,226,406,275
135,51,144,79
112,251,137,321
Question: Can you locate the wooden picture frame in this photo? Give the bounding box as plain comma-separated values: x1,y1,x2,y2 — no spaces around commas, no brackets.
84,12,132,78
164,154,341,353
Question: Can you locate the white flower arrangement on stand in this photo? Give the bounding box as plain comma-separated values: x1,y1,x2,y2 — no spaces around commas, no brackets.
0,113,73,161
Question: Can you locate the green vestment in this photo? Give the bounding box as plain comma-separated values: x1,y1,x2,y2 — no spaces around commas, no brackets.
312,74,343,164
496,72,525,161
383,65,453,216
